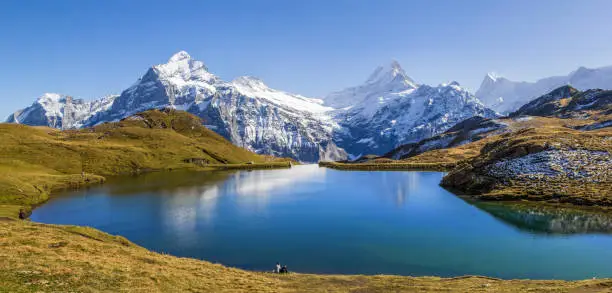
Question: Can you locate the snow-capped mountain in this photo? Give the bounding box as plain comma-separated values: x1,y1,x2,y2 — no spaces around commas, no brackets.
476,65,612,114
70,51,345,162
6,93,117,129
327,62,498,158
6,52,499,162
325,60,418,109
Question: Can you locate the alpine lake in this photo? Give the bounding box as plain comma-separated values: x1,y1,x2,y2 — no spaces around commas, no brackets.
31,165,612,280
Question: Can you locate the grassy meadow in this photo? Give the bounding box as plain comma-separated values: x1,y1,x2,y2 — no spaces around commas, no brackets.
2,220,611,293
0,109,291,218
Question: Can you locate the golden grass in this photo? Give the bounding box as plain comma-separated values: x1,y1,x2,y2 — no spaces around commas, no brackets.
2,220,610,293
320,116,612,208
0,109,292,218
442,122,612,205
319,161,456,171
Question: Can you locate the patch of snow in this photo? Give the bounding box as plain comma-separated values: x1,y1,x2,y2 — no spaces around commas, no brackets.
487,149,612,182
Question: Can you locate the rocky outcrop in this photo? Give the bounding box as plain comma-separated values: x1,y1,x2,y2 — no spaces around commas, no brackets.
511,85,612,118
441,127,612,206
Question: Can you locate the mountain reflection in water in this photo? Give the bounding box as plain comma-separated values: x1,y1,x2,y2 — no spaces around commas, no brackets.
32,166,612,279
473,201,612,234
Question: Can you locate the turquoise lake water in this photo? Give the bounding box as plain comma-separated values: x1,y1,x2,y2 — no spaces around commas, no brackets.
31,165,612,280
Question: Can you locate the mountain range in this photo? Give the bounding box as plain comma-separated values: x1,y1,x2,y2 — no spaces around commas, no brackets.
5,51,611,162
476,65,612,114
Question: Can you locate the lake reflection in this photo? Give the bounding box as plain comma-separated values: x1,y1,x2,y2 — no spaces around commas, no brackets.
31,165,612,280
472,201,612,234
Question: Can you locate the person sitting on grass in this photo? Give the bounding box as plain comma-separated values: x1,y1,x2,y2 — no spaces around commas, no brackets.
280,265,288,274
18,209,27,220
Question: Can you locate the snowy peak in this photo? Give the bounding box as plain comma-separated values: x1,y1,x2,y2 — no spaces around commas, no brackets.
168,50,192,62
151,50,215,83
478,72,507,90
324,60,418,108
476,65,612,113
37,93,64,102
440,81,462,88
365,60,417,89
486,72,501,82
6,93,117,129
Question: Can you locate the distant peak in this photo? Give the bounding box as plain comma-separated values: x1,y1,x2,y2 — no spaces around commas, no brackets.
486,72,501,82
168,50,191,62
147,50,216,83
550,84,578,94
38,93,63,101
571,66,591,77
389,59,402,71
365,60,417,88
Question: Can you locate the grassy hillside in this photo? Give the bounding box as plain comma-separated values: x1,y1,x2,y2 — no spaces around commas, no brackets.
2,220,609,293
0,109,291,218
320,115,612,208
442,123,612,206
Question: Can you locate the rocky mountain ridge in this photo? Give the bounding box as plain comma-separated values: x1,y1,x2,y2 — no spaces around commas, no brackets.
4,51,500,161
476,65,612,114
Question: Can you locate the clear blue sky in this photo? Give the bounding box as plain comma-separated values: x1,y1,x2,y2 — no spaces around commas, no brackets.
1,0,612,118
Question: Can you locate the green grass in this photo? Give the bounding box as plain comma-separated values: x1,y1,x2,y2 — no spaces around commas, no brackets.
0,109,292,218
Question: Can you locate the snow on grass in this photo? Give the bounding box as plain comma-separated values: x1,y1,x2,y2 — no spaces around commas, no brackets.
487,149,612,182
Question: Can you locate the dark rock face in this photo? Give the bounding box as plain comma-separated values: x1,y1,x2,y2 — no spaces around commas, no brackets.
511,85,612,118
383,116,508,160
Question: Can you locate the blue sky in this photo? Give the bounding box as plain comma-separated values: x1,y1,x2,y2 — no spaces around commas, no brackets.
1,0,611,118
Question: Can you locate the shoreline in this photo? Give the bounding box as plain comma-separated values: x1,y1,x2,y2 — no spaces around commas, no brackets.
318,161,456,172
2,220,610,292
4,164,612,291
0,162,292,219
320,161,612,212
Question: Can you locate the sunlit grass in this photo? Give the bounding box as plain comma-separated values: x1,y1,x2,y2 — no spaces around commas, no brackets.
2,220,608,292
0,109,292,218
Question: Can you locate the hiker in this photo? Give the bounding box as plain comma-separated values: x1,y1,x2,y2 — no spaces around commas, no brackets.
18,209,27,220
274,262,281,273
280,265,288,274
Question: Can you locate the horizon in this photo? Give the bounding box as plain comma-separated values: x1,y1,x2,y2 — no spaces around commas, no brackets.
2,0,612,118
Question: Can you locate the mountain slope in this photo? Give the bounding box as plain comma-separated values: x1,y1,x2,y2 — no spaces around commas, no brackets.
324,61,418,109
476,65,612,113
7,52,503,162
6,51,346,162
384,116,509,160
328,62,498,157
441,125,612,206
89,51,345,162
511,85,612,118
0,109,289,218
